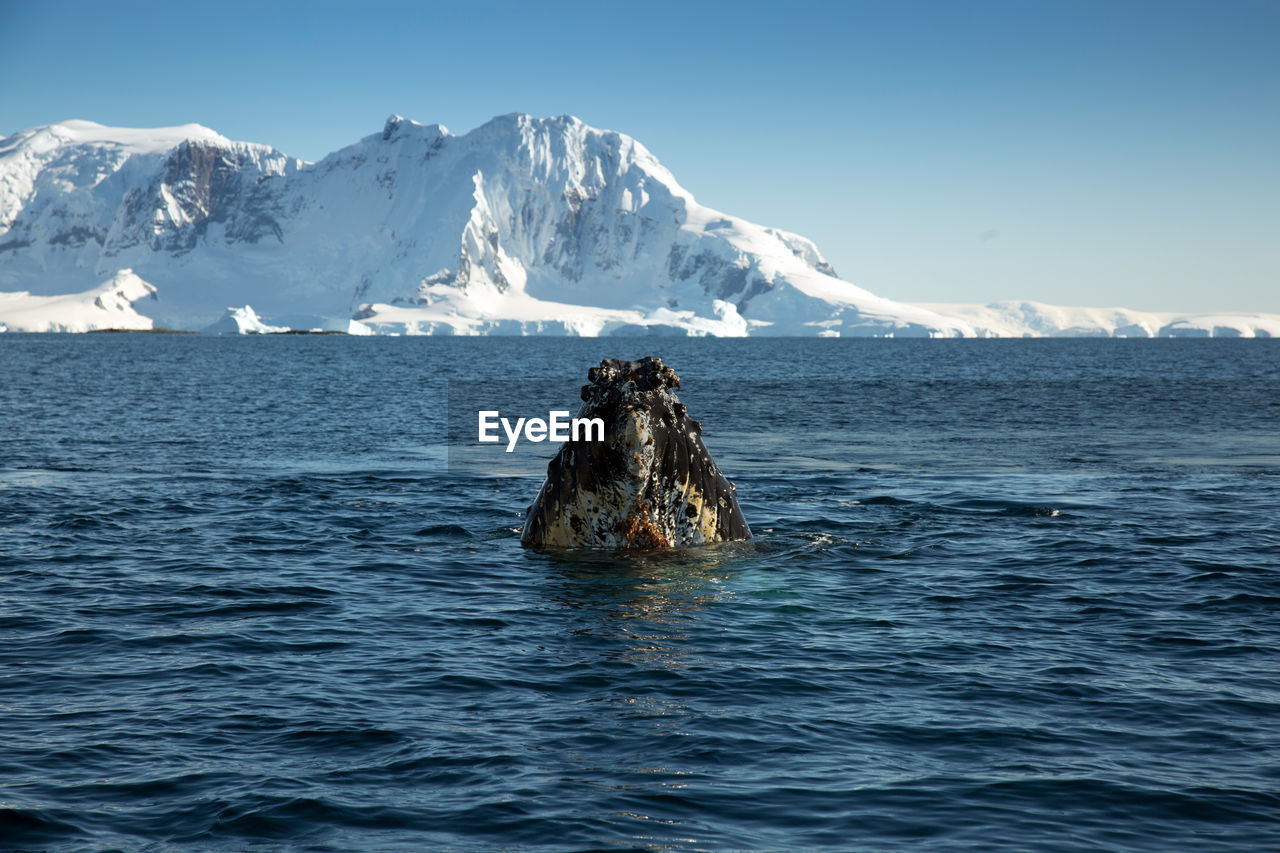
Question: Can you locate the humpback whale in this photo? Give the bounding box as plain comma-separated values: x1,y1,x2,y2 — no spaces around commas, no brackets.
521,357,751,549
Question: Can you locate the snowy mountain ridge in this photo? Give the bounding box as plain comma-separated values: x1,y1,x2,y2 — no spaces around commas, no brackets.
924,301,1280,339
0,115,1274,337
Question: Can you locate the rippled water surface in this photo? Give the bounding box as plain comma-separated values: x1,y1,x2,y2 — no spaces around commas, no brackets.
2,336,1278,851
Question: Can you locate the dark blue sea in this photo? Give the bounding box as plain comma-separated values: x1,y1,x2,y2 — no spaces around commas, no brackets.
2,335,1278,852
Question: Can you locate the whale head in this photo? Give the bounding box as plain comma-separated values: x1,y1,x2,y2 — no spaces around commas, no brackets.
520,356,751,549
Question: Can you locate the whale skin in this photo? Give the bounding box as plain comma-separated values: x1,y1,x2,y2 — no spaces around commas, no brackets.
520,356,751,549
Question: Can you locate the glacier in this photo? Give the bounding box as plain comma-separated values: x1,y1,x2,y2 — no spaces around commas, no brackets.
0,269,156,332
0,115,1274,337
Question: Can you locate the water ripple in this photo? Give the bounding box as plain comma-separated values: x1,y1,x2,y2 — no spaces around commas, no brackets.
2,337,1278,851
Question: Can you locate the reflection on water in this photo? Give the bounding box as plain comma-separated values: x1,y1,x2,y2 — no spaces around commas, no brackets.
534,542,755,671
523,545,763,842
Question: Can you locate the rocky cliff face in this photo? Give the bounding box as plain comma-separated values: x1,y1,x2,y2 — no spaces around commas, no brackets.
108,140,296,255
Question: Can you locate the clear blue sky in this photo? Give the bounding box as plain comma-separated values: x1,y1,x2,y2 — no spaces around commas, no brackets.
2,0,1276,312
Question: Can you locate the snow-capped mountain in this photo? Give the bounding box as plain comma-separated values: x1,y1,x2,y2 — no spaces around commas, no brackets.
0,114,975,335
0,115,1275,337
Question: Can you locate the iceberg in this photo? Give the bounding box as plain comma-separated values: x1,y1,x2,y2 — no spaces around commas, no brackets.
203,305,290,335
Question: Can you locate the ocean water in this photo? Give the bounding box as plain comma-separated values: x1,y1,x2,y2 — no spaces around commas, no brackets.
2,335,1278,852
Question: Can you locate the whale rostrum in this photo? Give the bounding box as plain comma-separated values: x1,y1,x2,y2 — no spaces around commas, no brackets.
520,357,751,549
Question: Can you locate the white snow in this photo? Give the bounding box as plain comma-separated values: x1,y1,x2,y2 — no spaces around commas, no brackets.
353,291,754,337
0,268,156,332
5,119,233,156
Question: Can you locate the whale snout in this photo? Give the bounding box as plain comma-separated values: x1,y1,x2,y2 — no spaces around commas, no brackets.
521,356,750,549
